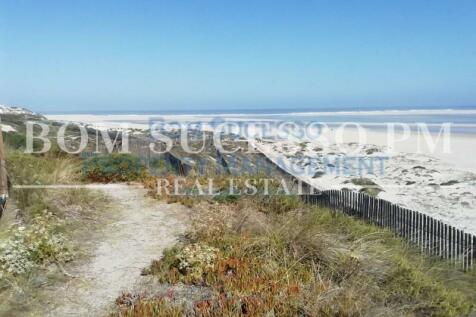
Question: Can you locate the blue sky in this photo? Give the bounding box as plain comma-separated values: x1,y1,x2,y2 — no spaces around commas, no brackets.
1,0,475,113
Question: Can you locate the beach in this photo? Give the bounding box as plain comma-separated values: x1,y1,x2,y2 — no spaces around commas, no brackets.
46,111,476,234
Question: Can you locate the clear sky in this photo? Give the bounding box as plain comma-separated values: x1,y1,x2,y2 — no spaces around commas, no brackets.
1,0,475,113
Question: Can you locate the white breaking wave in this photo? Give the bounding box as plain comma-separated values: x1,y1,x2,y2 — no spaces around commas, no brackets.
274,109,476,116
46,108,476,119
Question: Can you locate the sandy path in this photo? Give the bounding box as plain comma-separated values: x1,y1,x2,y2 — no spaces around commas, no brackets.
40,184,189,316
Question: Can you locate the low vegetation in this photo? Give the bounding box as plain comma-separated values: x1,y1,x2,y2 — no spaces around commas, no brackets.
2,126,475,316
0,210,72,276
110,174,476,317
82,153,146,182
0,146,107,315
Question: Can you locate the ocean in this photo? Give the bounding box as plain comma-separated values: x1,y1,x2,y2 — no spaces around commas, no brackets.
46,105,476,134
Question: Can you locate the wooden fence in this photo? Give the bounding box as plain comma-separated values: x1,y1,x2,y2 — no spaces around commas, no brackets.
302,190,476,271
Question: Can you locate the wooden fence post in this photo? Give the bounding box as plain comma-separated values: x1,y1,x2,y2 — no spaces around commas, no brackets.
0,123,8,219
472,235,476,269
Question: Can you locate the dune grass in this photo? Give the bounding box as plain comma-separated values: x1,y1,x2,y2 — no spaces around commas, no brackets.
111,174,476,317
6,150,83,213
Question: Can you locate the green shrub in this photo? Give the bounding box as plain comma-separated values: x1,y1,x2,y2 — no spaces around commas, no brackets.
82,153,146,182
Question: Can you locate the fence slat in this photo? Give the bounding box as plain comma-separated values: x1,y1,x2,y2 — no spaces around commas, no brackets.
451,227,456,264
404,208,408,240
429,217,434,255
415,212,420,246
471,235,475,269
417,213,422,250
438,220,442,258
425,214,428,251
460,229,464,268
447,223,451,260
448,225,452,260
390,202,393,230
464,233,469,270
394,206,399,236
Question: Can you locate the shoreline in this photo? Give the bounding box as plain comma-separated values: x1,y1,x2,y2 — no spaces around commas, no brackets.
46,113,476,171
